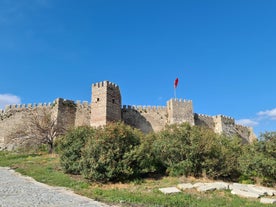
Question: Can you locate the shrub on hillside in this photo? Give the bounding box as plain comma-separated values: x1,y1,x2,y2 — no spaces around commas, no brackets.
202,135,243,180
135,133,165,175
57,126,95,174
239,132,276,186
152,123,243,179
152,123,195,176
80,122,144,183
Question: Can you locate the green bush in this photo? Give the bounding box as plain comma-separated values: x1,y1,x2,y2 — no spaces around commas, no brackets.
201,135,243,180
152,123,193,176
80,122,144,183
152,123,243,180
57,120,275,186
133,133,164,175
57,126,95,174
238,132,276,186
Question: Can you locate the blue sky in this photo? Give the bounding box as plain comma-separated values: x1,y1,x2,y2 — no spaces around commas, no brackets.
0,0,275,136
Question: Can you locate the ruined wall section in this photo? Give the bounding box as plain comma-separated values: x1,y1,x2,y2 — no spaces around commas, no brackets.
122,105,167,133
235,124,257,143
212,115,257,143
167,99,195,126
0,102,54,150
75,101,91,126
194,113,215,130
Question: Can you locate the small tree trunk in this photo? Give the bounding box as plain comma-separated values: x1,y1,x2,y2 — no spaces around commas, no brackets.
48,142,53,154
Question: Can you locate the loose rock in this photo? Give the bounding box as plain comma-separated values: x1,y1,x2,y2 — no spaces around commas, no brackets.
231,188,261,199
159,187,181,194
260,198,276,204
177,183,194,190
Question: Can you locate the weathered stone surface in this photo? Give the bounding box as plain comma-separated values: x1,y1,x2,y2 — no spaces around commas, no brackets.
229,183,276,198
177,182,276,201
251,186,276,196
229,183,247,191
178,182,229,192
260,198,276,204
231,188,261,199
193,182,205,188
159,187,181,194
212,182,229,190
193,182,229,192
177,183,194,190
197,185,216,192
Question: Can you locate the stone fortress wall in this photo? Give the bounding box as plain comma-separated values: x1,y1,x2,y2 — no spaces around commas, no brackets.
0,99,91,150
0,102,54,150
0,80,256,150
122,105,168,133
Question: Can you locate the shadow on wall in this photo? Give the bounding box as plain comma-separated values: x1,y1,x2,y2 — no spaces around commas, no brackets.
122,108,153,133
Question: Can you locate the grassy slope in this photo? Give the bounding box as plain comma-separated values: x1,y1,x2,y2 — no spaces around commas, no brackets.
0,152,272,207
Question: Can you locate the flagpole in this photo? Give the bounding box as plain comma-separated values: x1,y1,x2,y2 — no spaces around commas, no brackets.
174,87,176,99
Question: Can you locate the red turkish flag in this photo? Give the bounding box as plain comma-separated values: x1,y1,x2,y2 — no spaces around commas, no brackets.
174,78,179,88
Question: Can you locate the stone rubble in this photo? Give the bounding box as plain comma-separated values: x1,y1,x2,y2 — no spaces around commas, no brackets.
260,198,276,204
231,188,261,199
160,180,276,205
177,183,194,190
159,187,181,194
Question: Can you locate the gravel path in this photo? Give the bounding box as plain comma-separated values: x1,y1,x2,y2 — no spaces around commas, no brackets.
0,167,111,207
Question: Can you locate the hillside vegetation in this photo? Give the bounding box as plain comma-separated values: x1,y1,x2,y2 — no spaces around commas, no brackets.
1,122,275,206
57,122,276,187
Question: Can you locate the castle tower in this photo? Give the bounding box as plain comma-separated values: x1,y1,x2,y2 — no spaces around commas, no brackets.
91,81,122,127
167,99,195,126
213,115,235,135
52,98,76,131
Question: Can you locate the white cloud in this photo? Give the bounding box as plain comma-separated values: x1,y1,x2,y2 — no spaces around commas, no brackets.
257,108,276,120
0,94,21,109
236,119,259,127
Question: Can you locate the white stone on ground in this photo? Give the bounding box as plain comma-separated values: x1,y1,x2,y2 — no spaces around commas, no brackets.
177,183,194,190
197,184,216,192
231,188,261,199
212,182,229,190
193,182,205,188
250,186,276,196
159,187,181,194
260,198,276,204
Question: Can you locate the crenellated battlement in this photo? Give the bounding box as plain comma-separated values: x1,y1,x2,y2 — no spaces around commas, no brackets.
167,98,193,104
75,100,90,108
92,80,119,90
213,114,235,123
3,102,54,112
122,105,167,113
235,124,249,129
196,113,213,119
